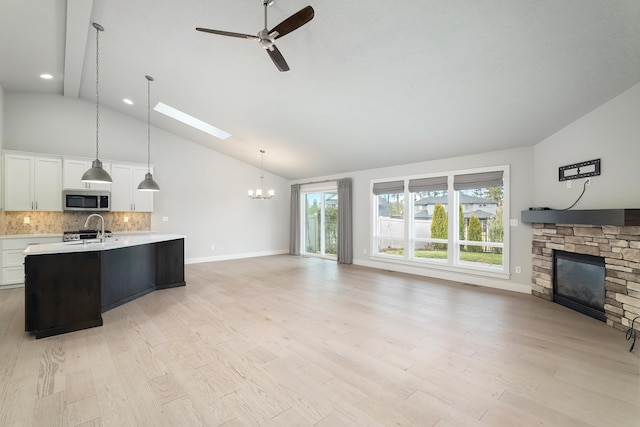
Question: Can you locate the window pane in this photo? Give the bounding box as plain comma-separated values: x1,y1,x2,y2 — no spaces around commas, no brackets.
459,244,503,267
414,242,448,261
457,183,504,267
305,193,321,254
412,189,448,261
376,193,404,256
324,192,338,255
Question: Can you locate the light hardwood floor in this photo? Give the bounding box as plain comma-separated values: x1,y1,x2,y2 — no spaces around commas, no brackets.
1,255,639,426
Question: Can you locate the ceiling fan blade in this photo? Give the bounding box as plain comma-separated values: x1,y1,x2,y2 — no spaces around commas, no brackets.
269,5,314,39
267,45,290,72
196,27,258,41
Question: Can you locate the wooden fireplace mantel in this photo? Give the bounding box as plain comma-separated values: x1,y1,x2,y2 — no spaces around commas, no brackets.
521,209,640,226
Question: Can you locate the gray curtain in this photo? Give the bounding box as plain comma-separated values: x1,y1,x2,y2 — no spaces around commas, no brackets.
289,184,301,255
337,178,353,264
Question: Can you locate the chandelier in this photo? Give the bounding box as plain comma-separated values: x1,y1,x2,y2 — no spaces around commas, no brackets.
248,150,275,199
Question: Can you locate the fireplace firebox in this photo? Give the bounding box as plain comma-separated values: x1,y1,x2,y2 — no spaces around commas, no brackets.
553,250,606,322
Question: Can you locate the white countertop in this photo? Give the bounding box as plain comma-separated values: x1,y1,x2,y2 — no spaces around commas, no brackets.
1,231,154,240
24,234,185,256
1,233,64,240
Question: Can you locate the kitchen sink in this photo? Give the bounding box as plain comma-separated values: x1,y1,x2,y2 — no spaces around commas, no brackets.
64,239,104,245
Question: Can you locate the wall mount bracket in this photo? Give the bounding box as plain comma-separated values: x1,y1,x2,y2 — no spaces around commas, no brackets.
558,158,601,181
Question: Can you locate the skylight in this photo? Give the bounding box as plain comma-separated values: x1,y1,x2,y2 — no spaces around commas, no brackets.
153,102,231,140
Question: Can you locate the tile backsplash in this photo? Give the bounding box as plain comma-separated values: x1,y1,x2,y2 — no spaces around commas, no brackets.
0,211,151,235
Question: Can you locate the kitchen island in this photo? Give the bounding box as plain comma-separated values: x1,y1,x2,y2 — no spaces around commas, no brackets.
24,234,185,338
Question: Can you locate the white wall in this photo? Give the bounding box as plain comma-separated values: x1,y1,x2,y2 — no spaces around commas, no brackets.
534,83,640,209
3,93,290,262
293,83,640,294
294,146,535,293
0,83,4,150
0,84,4,210
4,82,636,291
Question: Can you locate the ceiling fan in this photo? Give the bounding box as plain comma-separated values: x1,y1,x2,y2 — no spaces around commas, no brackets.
196,0,314,72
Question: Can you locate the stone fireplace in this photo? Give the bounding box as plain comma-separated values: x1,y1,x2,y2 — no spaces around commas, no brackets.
529,221,640,332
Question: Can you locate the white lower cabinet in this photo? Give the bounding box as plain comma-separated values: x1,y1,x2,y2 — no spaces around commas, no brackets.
1,236,61,288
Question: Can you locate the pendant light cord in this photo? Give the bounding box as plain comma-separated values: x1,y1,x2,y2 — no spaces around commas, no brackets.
94,23,102,160
147,76,151,173
95,25,100,159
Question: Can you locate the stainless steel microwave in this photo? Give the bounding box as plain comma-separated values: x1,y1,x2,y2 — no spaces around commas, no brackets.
62,189,111,211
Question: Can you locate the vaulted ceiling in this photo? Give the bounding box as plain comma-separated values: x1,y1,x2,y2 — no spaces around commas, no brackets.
1,0,639,179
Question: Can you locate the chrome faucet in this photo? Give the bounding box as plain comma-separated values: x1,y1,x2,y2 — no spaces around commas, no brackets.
84,213,106,242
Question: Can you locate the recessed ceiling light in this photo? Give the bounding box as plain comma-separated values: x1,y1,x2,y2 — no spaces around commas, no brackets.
40,73,53,79
153,102,231,140
123,98,133,105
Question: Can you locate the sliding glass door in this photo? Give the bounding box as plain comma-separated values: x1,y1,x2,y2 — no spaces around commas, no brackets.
303,190,338,258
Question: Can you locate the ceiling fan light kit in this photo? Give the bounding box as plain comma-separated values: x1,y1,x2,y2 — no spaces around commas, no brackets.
196,0,314,72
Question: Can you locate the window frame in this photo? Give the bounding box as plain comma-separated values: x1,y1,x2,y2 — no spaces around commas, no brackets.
370,165,510,279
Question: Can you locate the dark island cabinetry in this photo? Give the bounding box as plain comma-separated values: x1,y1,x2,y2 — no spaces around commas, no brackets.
25,251,102,337
25,236,185,339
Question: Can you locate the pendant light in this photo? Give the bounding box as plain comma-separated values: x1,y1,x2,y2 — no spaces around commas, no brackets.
248,150,275,199
82,23,112,184
137,75,160,191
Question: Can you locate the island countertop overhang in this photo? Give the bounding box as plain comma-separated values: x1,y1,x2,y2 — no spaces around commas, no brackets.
24,233,186,256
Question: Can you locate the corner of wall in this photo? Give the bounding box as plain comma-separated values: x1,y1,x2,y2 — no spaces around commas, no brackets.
0,83,4,214
532,83,640,209
0,81,4,151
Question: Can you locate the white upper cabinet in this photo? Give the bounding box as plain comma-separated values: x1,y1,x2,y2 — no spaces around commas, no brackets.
62,158,112,190
3,153,62,211
110,163,154,212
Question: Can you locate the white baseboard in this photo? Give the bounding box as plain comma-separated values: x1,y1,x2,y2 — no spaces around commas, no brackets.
185,249,289,265
353,259,532,294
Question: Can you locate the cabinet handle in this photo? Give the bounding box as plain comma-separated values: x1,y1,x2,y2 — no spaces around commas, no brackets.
35,201,38,210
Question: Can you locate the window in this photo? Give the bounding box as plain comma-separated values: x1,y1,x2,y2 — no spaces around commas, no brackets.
302,183,338,258
373,181,405,258
409,176,449,263
371,166,509,277
453,170,505,269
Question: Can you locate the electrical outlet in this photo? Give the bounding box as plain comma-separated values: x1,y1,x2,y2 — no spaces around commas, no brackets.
566,180,572,189
123,216,129,223
515,266,522,274
510,219,518,226
211,244,215,251
23,216,30,224
363,248,367,254
162,216,169,222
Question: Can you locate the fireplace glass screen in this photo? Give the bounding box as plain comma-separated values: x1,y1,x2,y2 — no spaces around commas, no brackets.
553,250,605,321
